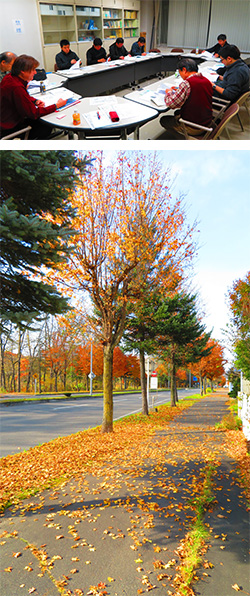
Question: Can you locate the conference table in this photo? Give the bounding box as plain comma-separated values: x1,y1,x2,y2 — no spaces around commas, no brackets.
56,53,164,97
54,51,207,98
39,55,220,139
41,95,158,139
123,59,219,114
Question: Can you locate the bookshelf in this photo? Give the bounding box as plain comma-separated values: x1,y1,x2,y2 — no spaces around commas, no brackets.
124,8,139,38
37,0,140,70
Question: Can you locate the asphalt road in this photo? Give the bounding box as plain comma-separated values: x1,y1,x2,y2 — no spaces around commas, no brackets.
0,389,197,458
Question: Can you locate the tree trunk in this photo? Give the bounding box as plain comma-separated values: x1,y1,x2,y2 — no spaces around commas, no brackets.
139,348,149,415
170,352,176,407
0,346,6,390
54,370,58,392
17,328,22,393
199,374,203,395
102,344,114,432
175,379,178,403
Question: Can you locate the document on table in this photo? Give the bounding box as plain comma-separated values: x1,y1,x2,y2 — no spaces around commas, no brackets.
201,68,219,83
200,51,215,60
36,88,79,107
83,98,136,129
28,79,60,93
137,81,181,106
57,67,88,77
69,59,82,70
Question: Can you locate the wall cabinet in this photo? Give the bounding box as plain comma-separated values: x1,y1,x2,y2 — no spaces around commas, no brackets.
37,0,140,70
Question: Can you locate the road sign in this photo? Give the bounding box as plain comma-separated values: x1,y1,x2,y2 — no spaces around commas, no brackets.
150,376,158,389
88,372,96,379
151,370,157,377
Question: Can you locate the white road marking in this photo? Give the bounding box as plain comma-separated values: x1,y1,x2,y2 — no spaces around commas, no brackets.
113,397,170,421
53,404,90,410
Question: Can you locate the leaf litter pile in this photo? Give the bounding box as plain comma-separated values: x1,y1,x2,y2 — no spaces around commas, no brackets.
1,396,249,596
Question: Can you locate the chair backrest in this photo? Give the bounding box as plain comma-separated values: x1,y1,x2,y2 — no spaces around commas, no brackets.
236,90,250,107
171,48,184,53
54,62,58,72
210,103,239,139
191,48,202,54
212,96,231,124
149,48,161,53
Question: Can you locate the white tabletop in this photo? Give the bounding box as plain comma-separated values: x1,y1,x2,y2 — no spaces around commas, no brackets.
124,73,179,112
28,72,67,95
124,59,220,112
55,52,163,78
41,95,158,138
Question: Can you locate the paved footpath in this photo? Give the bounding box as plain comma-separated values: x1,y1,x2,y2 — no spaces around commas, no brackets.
0,393,249,596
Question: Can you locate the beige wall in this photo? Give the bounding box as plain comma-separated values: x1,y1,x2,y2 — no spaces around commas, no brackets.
1,0,44,67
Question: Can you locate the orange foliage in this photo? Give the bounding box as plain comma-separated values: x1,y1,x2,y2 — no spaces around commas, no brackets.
75,343,103,377
191,339,225,382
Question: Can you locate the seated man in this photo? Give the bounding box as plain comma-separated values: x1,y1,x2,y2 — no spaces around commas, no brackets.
109,37,128,61
160,58,213,138
55,39,79,70
213,45,250,102
0,54,67,139
130,36,146,57
0,51,17,82
205,34,228,57
86,38,107,65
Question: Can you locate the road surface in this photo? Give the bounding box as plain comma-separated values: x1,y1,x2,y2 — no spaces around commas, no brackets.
0,389,197,457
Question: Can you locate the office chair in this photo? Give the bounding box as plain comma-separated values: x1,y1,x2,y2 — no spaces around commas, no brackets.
212,96,231,124
1,125,32,140
171,48,184,53
179,103,239,139
234,91,250,131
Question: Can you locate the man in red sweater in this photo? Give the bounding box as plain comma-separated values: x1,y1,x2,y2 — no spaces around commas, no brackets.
0,54,67,138
160,57,213,138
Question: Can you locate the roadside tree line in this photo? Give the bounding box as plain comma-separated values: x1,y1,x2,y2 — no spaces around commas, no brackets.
0,150,225,431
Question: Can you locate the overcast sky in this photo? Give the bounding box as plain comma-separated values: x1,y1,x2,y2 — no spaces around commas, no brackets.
158,148,250,344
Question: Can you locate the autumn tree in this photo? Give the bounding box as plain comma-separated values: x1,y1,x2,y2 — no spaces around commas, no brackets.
0,150,89,329
123,289,162,414
50,151,196,432
156,293,211,406
228,271,250,381
191,338,225,394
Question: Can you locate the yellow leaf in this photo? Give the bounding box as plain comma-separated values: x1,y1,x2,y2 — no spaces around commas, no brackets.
232,584,241,592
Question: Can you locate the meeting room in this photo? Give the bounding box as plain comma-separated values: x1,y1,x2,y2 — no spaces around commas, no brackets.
0,0,249,140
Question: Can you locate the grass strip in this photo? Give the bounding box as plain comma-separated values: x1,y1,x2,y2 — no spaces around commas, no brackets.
174,462,216,596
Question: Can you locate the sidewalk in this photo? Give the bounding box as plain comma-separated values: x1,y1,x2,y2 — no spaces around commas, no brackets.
1,393,249,596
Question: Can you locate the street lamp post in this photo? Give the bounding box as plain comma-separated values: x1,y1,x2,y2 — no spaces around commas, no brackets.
90,343,93,396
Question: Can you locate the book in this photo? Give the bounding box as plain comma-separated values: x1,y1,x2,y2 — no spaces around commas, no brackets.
56,98,81,111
